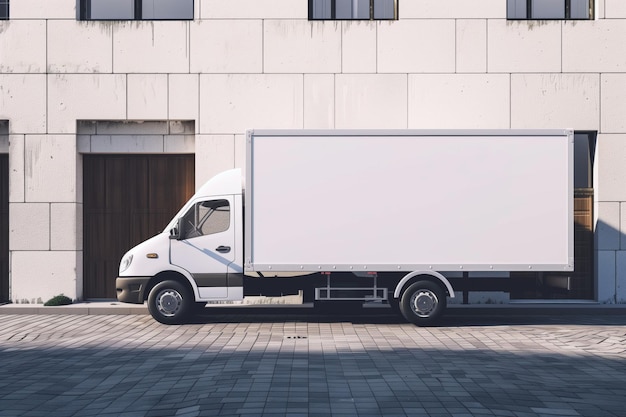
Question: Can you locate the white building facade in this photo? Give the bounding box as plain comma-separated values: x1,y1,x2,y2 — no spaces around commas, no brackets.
1,0,625,304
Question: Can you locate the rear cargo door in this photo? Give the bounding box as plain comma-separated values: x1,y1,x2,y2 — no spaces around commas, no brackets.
170,196,235,298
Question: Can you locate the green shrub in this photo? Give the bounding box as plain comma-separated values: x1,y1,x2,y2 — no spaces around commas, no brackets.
44,294,73,306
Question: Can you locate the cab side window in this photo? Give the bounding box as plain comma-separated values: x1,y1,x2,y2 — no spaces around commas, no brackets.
181,200,230,239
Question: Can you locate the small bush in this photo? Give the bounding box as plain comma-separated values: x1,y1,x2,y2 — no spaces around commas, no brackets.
44,294,73,306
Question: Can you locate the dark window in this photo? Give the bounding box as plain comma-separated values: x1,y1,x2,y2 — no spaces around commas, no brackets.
573,131,596,189
0,0,8,20
78,0,193,21
507,0,593,20
181,200,230,240
309,0,397,20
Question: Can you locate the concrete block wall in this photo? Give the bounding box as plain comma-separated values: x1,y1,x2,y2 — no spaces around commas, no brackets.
0,0,625,302
77,121,194,154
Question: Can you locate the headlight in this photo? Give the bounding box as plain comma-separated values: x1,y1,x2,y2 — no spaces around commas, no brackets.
119,253,134,274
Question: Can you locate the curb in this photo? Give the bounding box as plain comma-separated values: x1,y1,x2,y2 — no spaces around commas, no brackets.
0,302,149,315
445,303,626,316
1,301,626,316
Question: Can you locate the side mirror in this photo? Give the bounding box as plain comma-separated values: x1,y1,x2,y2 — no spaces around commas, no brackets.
169,218,183,240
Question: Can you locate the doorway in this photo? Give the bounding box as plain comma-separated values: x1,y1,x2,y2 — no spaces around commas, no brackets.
83,154,195,299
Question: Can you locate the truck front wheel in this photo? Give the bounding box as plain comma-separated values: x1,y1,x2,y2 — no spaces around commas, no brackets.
148,280,193,325
399,281,446,325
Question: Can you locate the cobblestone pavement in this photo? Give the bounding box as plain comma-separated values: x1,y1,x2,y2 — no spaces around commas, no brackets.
1,309,625,417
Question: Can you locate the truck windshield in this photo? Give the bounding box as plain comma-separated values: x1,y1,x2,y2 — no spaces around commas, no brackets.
180,199,230,239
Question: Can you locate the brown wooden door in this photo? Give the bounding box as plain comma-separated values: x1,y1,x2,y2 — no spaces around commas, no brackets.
0,154,8,302
83,155,195,299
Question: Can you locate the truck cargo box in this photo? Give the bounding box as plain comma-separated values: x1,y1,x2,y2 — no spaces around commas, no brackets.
244,130,573,274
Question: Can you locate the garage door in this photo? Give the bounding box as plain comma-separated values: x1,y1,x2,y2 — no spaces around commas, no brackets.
0,154,8,302
83,155,195,299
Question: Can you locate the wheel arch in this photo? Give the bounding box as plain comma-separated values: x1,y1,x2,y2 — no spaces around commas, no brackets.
143,270,198,302
393,270,455,300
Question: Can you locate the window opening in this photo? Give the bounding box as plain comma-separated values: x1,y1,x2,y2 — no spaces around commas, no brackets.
78,0,193,21
573,131,596,189
0,0,8,20
507,0,593,20
309,0,397,20
181,200,230,240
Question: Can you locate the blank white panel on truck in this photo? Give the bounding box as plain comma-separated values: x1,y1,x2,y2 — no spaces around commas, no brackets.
245,130,573,273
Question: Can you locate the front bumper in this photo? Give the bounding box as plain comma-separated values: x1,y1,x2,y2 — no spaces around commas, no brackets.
116,277,151,304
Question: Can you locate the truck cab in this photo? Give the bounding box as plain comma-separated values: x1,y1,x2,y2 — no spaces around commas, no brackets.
116,169,245,323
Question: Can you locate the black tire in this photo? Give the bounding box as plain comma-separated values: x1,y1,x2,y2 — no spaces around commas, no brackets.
147,280,193,325
399,280,446,325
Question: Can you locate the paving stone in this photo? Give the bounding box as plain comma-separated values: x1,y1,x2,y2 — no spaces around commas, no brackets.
1,313,626,416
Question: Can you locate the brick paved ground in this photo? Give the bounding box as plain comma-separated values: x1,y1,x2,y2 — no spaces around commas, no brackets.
0,309,625,417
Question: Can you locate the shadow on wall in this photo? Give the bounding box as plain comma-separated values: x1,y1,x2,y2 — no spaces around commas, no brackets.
594,218,626,304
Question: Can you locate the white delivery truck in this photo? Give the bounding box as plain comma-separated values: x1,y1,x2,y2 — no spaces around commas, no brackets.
116,130,574,325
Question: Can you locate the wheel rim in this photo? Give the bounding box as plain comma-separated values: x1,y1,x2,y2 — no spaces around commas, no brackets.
155,288,183,317
409,289,438,317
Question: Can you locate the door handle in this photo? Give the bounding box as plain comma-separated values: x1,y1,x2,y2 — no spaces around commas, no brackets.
216,246,231,253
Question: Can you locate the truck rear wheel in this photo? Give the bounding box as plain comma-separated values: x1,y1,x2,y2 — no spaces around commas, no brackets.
399,281,446,325
148,280,193,325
